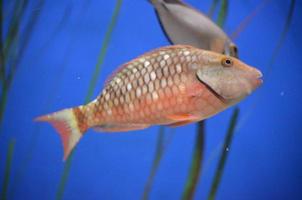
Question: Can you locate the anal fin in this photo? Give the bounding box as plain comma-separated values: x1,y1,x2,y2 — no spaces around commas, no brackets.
168,120,195,128
93,123,149,132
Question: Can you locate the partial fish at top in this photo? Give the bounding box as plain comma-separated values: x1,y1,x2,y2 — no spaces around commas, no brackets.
149,0,238,57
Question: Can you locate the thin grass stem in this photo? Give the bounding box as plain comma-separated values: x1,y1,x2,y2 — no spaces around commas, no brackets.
208,108,239,200
182,122,205,200
0,139,16,200
55,1,123,199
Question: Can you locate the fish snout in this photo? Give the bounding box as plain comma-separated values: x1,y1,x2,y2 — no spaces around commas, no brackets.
247,68,263,90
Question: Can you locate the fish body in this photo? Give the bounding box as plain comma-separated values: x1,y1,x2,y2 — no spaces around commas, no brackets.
36,45,262,159
149,0,238,57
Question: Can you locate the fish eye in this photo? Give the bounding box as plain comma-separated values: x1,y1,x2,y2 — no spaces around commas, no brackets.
221,57,233,67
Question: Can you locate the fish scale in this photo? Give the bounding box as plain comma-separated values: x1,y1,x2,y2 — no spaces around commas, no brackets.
83,45,210,126
35,44,262,160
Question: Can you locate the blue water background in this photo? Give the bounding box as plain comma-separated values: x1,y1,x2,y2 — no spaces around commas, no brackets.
1,0,302,199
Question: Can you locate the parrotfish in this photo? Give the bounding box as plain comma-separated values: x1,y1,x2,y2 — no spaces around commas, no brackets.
149,0,238,57
36,45,262,160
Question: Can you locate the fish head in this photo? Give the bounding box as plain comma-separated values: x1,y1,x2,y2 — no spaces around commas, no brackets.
195,52,262,104
228,42,239,58
228,42,238,58
222,41,238,58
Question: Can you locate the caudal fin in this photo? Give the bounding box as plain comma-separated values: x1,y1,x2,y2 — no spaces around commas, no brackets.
35,108,88,160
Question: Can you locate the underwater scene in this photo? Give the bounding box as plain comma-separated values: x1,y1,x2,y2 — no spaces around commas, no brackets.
0,0,301,199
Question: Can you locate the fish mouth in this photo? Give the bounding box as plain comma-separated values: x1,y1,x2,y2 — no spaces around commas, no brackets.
195,74,227,103
250,69,263,89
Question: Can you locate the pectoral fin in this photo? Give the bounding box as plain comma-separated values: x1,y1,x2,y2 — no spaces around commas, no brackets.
167,113,198,121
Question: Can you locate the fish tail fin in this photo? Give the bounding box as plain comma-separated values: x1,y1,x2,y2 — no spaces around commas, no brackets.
35,107,88,160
